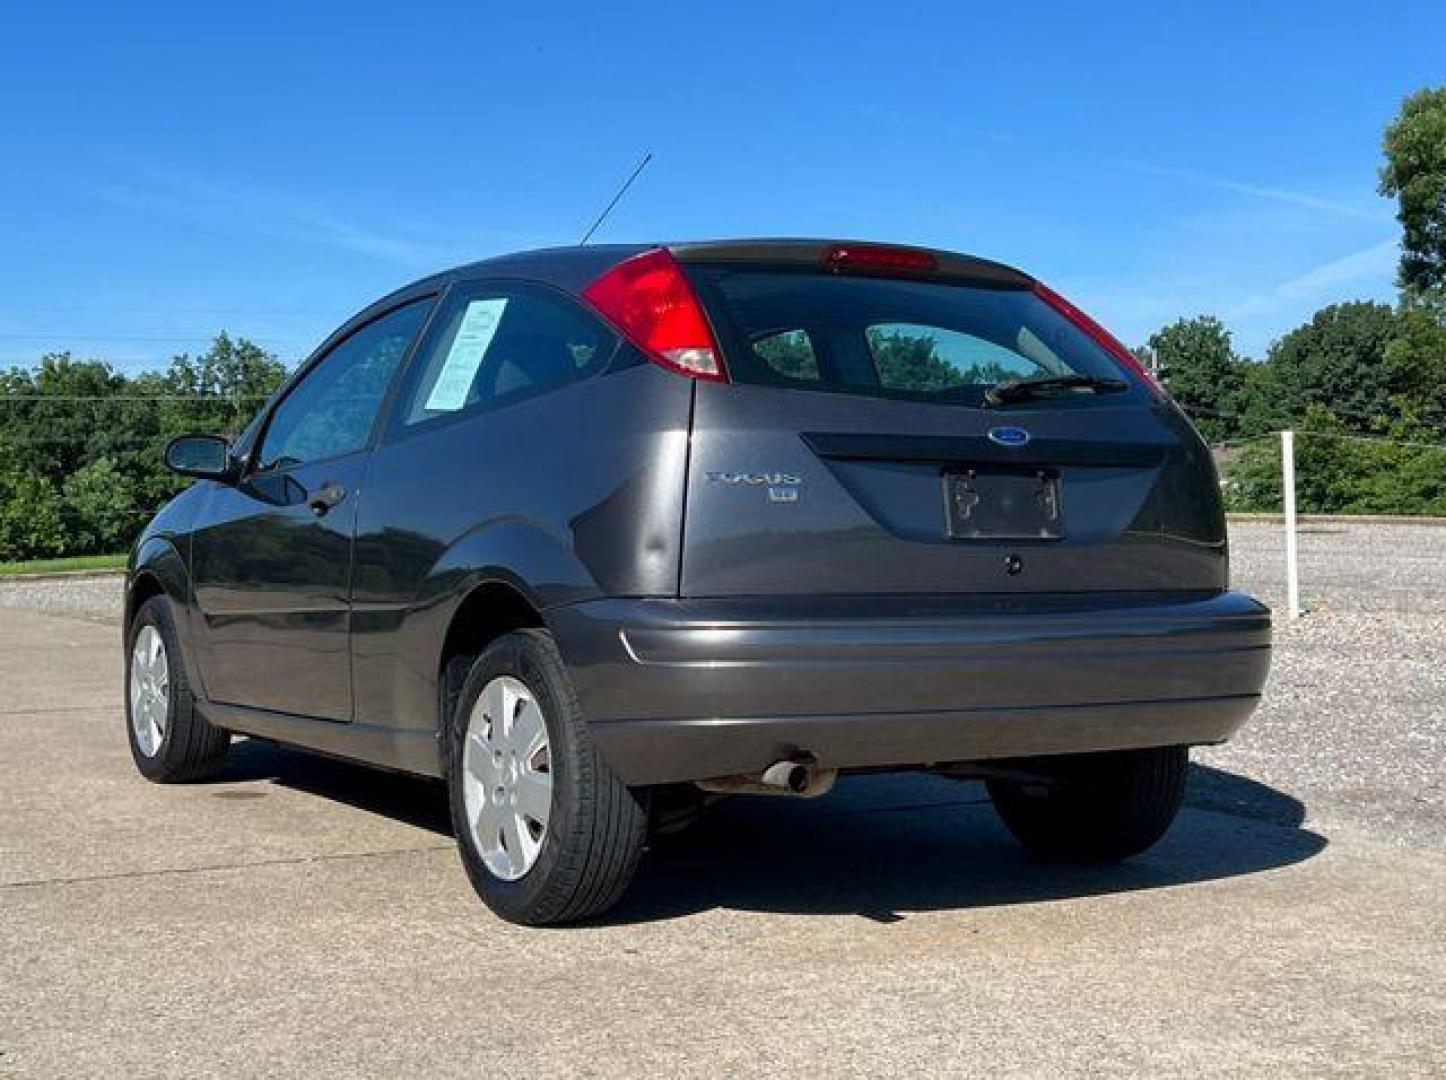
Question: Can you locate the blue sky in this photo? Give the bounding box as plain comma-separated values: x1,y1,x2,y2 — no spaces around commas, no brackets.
1,1,1441,372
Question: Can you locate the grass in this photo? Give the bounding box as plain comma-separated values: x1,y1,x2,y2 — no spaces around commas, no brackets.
0,553,127,577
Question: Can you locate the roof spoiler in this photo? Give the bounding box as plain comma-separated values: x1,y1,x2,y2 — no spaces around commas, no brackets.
666,239,1035,290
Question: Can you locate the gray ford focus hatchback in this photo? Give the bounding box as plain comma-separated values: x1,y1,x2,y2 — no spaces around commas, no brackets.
126,239,1271,924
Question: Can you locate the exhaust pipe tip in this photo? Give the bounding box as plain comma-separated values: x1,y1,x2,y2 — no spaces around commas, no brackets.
761,760,810,793
695,758,839,799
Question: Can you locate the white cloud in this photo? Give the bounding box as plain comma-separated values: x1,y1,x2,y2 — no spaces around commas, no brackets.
1122,161,1387,222
853,103,1388,225
1227,238,1399,320
92,171,465,268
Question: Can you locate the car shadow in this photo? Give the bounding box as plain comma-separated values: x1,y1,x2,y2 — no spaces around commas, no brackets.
213,740,1327,924
216,737,453,835
611,766,1326,924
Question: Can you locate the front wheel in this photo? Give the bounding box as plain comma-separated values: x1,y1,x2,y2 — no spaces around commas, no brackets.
126,596,230,782
446,629,648,926
987,746,1188,862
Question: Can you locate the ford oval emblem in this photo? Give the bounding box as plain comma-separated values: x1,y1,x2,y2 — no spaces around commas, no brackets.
987,426,1031,448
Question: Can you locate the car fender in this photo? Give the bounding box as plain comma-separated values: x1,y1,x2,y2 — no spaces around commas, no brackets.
383,516,602,734
418,514,597,613
126,534,207,695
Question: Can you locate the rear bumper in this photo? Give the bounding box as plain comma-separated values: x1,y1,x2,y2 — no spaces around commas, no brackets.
547,591,1271,786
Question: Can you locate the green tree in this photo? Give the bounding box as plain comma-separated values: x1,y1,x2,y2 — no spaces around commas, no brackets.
1226,404,1352,513
0,354,129,482
0,459,69,560
1146,316,1243,442
1266,302,1401,431
1225,402,1446,515
63,457,138,554
1233,358,1291,438
0,334,287,560
751,330,819,380
1380,86,1446,294
864,328,1013,390
163,332,288,438
1383,290,1446,426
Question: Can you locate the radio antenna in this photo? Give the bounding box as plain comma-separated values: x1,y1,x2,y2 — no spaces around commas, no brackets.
579,151,653,245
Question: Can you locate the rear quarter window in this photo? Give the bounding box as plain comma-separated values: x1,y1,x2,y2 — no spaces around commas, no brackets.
388,283,618,434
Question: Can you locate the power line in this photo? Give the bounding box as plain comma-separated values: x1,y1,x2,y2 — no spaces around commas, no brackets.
1209,429,1446,453
1209,433,1279,449
2,432,226,442
0,332,308,344
0,437,174,444
1290,429,1446,453
0,302,331,315
1180,400,1446,434
0,393,271,401
1179,398,1446,429
1291,399,1446,426
1179,403,1238,417
0,360,305,369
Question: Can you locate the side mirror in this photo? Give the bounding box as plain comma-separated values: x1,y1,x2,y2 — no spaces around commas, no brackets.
165,434,236,481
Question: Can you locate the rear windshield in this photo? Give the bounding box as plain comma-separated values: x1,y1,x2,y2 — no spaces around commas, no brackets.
686,267,1136,406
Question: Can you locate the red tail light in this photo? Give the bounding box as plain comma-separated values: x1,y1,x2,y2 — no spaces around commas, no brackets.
823,243,937,275
1033,281,1167,398
581,248,727,382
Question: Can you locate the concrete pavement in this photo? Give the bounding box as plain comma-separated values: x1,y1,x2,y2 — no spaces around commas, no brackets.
2,605,1443,1078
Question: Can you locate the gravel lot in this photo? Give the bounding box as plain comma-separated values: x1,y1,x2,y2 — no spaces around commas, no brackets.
1207,520,1446,850
0,571,124,624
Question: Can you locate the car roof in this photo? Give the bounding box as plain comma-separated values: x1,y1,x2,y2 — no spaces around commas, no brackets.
321,239,1035,365
409,238,1033,296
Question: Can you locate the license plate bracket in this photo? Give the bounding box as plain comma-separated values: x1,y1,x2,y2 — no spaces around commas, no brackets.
944,469,1063,540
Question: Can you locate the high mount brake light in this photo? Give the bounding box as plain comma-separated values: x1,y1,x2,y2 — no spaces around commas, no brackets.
823,244,938,275
1033,281,1168,399
581,248,727,382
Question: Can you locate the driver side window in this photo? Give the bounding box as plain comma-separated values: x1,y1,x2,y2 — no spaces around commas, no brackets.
257,299,430,471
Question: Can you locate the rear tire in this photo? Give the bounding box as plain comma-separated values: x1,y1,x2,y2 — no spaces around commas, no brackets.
987,746,1188,862
125,596,230,782
446,629,648,926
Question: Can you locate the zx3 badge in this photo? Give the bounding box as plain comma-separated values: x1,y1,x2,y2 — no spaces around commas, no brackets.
705,471,802,503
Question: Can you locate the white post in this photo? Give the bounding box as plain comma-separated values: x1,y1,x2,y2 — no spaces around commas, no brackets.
1281,430,1300,619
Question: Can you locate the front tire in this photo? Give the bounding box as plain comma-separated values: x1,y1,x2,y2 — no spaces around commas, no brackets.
987,746,1188,862
125,596,230,782
446,629,648,926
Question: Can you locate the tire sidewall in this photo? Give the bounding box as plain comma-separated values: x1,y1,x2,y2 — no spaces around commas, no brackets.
446,631,583,923
987,746,1188,862
125,596,183,780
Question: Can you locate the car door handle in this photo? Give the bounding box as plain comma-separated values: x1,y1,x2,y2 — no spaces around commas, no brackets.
308,483,348,516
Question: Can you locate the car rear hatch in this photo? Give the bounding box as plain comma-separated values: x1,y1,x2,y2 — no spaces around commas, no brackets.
662,240,1225,598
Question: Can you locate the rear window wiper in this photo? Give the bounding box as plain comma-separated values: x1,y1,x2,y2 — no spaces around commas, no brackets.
985,373,1130,406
